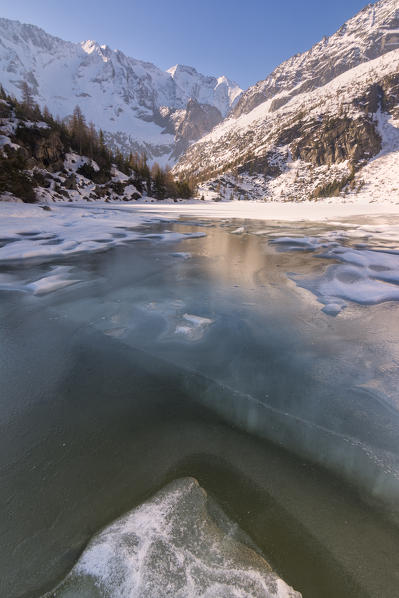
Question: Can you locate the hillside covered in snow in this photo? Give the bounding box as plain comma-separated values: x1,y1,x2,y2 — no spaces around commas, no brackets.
0,93,194,205
0,18,242,166
174,0,399,203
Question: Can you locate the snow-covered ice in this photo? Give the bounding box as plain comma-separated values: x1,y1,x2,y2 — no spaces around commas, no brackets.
43,477,301,598
272,229,399,314
26,266,81,295
0,203,207,263
118,198,399,224
4,199,399,312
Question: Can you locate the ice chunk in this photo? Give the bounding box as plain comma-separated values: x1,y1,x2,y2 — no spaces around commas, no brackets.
174,313,214,341
170,252,192,259
27,266,80,296
43,478,301,598
0,266,80,296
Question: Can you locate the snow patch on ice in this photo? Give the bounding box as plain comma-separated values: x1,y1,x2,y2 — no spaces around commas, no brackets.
272,228,399,314
0,265,81,295
0,203,206,263
27,266,80,295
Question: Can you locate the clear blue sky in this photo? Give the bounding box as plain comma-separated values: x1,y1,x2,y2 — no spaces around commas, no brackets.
1,0,368,88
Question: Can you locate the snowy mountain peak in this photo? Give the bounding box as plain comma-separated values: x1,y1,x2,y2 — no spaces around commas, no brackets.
0,17,73,54
80,40,113,62
0,17,242,164
81,40,101,54
167,63,242,116
167,64,199,77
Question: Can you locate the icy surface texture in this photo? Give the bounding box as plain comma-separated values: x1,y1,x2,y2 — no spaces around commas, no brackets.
46,478,301,598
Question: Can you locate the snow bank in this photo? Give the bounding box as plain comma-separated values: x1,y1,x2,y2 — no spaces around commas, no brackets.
119,197,399,223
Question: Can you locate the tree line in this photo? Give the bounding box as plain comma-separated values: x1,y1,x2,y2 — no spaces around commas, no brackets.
0,82,194,199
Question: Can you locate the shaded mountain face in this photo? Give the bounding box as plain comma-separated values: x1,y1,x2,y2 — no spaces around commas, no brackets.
0,18,242,165
174,0,399,201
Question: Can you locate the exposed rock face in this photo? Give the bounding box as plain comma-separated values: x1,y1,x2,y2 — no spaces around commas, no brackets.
173,0,399,202
33,131,65,170
290,116,382,167
15,125,65,171
381,72,399,115
0,18,242,164
170,99,224,159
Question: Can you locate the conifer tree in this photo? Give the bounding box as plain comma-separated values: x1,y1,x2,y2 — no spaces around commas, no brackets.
21,81,34,114
42,105,52,124
71,105,86,154
99,129,105,148
88,121,97,158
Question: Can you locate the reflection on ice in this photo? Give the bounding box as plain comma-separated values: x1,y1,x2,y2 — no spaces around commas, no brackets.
45,478,301,598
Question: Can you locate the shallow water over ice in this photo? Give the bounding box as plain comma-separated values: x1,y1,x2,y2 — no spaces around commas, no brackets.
1,214,399,598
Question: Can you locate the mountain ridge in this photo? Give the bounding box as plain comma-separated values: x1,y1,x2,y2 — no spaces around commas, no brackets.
0,17,242,165
173,0,399,203
233,0,399,118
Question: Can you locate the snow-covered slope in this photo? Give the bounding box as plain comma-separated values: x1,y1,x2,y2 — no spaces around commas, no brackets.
234,0,399,117
0,18,242,165
174,0,399,202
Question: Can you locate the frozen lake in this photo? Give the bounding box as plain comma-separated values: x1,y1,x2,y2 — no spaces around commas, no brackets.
1,211,399,598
